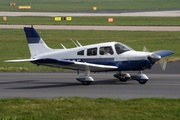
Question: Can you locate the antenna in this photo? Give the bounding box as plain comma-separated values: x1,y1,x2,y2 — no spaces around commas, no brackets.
60,43,66,49
76,40,82,47
70,38,79,47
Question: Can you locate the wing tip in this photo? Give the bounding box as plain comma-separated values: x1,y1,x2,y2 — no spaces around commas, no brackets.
153,50,174,57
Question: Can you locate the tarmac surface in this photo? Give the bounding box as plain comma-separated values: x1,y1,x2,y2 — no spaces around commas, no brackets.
1,25,180,31
1,9,180,17
0,62,180,100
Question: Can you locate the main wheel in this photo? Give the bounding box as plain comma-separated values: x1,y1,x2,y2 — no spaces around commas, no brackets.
119,78,128,82
82,82,91,85
114,74,128,82
138,80,147,84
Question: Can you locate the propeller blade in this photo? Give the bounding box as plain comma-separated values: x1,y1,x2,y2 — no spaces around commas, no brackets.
159,59,167,71
143,46,149,52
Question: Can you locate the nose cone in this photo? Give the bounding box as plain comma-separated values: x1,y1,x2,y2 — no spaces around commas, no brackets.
148,53,161,62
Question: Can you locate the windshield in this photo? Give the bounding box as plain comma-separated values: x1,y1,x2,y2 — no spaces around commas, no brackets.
114,43,134,54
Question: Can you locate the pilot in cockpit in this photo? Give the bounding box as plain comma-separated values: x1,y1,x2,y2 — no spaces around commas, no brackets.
104,47,111,55
116,46,121,54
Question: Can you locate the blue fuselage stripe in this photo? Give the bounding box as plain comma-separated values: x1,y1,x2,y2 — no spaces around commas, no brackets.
78,58,154,71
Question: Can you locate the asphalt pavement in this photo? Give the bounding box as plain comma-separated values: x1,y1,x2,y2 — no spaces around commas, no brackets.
0,62,179,100
1,9,180,17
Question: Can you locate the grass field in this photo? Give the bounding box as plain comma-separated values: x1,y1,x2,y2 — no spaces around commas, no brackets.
0,29,179,72
0,0,180,12
0,97,180,119
2,16,180,26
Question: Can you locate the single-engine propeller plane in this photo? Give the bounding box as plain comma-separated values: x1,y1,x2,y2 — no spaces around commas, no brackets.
5,27,174,85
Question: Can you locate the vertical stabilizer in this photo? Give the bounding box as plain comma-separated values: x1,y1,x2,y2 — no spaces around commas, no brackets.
24,27,53,57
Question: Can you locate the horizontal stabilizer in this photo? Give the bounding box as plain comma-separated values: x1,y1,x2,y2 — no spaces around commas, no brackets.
5,59,37,63
153,50,174,57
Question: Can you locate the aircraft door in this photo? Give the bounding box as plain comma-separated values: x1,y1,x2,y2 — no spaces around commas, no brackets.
114,43,128,61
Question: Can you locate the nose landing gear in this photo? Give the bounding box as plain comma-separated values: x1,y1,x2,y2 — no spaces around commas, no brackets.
131,71,148,84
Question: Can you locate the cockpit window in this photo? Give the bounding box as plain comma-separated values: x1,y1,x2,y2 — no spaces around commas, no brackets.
99,46,114,55
115,43,132,54
87,47,97,56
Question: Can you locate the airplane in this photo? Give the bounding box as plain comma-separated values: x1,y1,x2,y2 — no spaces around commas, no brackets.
5,26,174,85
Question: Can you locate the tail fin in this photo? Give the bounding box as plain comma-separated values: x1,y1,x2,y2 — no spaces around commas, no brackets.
24,27,53,57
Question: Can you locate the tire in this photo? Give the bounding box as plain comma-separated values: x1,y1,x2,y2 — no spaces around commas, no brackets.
114,74,127,82
82,82,91,85
138,80,147,84
119,78,127,82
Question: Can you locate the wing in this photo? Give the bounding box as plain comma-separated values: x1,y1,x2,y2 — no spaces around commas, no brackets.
31,58,118,72
153,50,174,57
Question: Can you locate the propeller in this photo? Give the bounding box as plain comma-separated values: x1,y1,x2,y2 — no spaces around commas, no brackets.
143,46,167,71
143,46,149,52
159,59,167,71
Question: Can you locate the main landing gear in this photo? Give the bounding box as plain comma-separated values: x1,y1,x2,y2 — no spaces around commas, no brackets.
114,71,149,84
76,69,94,85
113,71,131,82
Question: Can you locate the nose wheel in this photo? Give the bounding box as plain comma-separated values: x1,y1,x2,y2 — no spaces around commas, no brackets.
131,71,149,84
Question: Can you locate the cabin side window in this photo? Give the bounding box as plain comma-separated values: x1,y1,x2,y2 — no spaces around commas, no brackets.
77,50,84,55
87,47,97,56
99,46,114,55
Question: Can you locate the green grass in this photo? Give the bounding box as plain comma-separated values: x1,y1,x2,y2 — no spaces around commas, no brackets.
2,16,180,26
0,29,179,72
0,0,180,12
0,97,180,119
